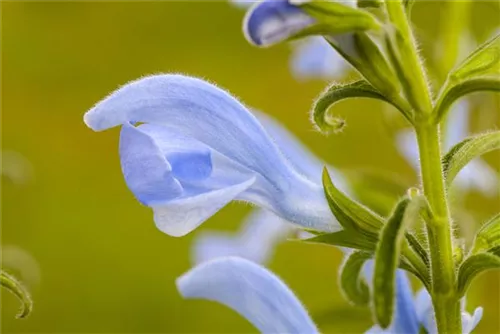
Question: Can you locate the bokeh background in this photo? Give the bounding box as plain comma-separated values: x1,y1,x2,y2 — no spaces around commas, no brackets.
2,1,499,333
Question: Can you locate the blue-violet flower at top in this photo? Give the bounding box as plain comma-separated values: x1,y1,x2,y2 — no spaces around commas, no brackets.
178,257,483,334
230,1,349,80
243,0,358,47
243,0,316,47
396,100,498,196
84,74,337,236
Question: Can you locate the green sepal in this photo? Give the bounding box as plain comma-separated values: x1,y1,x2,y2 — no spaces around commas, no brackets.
442,131,500,188
298,1,381,33
435,34,500,122
322,167,383,237
373,198,410,328
384,29,430,115
471,213,500,255
327,34,407,114
339,251,372,306
302,230,377,251
312,80,406,135
1,270,33,318
373,196,422,328
457,252,500,297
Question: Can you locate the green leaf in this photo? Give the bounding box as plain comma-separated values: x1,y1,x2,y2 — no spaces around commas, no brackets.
327,34,406,111
435,34,500,121
302,230,377,251
312,80,383,134
299,1,381,33
471,213,500,254
322,168,384,237
457,253,500,297
373,196,421,328
339,251,372,306
405,232,430,267
1,270,33,318
442,131,500,187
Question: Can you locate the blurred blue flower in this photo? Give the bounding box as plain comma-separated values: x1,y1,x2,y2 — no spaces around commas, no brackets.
84,74,338,237
179,257,482,334
177,256,319,334
290,37,349,81
396,100,498,196
192,209,292,264
365,273,483,334
191,111,347,264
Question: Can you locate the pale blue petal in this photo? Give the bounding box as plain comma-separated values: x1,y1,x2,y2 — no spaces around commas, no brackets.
192,209,292,264
444,100,498,196
119,123,183,205
177,257,318,334
390,271,419,334
363,263,419,334
85,74,338,233
257,111,348,191
396,129,419,171
85,75,288,183
443,100,470,150
243,0,315,47
120,123,257,237
362,259,374,283
415,288,436,334
152,178,256,237
256,111,322,180
467,307,483,333
461,307,484,334
290,37,349,80
454,160,498,197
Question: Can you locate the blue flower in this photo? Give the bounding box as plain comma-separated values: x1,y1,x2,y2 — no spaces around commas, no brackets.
84,74,338,236
178,257,482,334
192,209,292,264
191,111,347,264
243,0,357,48
230,1,349,80
396,100,498,196
363,261,482,334
243,0,316,47
177,256,319,334
290,37,349,81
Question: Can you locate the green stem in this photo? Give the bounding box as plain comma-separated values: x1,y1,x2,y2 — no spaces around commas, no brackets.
416,124,461,334
385,1,433,114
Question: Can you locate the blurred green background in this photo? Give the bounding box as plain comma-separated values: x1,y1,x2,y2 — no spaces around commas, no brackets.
2,1,499,333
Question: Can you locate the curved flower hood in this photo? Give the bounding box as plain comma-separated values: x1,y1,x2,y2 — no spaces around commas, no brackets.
84,74,337,236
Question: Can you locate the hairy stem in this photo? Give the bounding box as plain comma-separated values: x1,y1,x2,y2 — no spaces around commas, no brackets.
385,0,433,114
416,124,461,334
